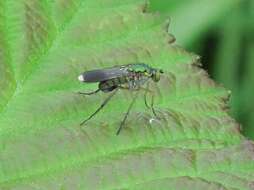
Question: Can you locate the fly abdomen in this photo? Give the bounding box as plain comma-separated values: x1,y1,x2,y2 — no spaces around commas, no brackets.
99,81,117,92
99,76,128,92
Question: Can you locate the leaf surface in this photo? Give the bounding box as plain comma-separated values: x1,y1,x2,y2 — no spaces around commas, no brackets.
0,0,253,189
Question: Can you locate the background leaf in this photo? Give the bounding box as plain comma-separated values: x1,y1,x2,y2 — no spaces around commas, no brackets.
150,0,254,140
149,0,242,46
0,0,254,189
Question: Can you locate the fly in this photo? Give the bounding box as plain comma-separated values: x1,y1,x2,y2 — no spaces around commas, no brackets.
78,63,163,135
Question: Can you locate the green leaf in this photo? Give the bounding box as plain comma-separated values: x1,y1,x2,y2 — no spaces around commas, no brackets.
0,0,253,189
212,1,254,140
213,9,243,115
150,0,242,46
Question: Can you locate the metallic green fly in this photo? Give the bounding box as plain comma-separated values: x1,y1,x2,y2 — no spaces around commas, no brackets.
78,63,163,135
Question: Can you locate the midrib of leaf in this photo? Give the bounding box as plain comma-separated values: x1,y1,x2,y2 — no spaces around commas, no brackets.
0,1,85,122
0,1,16,113
0,5,165,139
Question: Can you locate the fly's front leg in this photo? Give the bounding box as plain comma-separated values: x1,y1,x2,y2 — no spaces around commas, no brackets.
150,92,158,118
140,83,159,118
144,83,150,109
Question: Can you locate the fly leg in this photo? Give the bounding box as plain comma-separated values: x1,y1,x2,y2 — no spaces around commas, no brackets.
144,83,150,109
140,84,159,118
80,89,118,125
150,92,158,118
116,91,139,135
78,89,100,95
120,83,150,109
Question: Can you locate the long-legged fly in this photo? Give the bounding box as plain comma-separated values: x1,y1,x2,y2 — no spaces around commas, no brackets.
78,63,163,135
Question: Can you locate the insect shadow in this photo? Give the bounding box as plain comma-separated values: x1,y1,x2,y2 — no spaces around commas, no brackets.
78,63,163,135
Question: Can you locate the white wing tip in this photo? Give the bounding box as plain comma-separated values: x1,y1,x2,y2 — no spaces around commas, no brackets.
78,75,85,82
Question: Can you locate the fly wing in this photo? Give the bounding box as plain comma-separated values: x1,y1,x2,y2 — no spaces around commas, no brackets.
79,66,129,82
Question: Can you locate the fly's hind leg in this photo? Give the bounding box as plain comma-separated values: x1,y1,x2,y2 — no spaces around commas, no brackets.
78,88,100,95
80,89,118,126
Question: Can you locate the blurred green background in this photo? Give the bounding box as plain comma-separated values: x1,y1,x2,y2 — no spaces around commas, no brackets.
149,0,254,139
